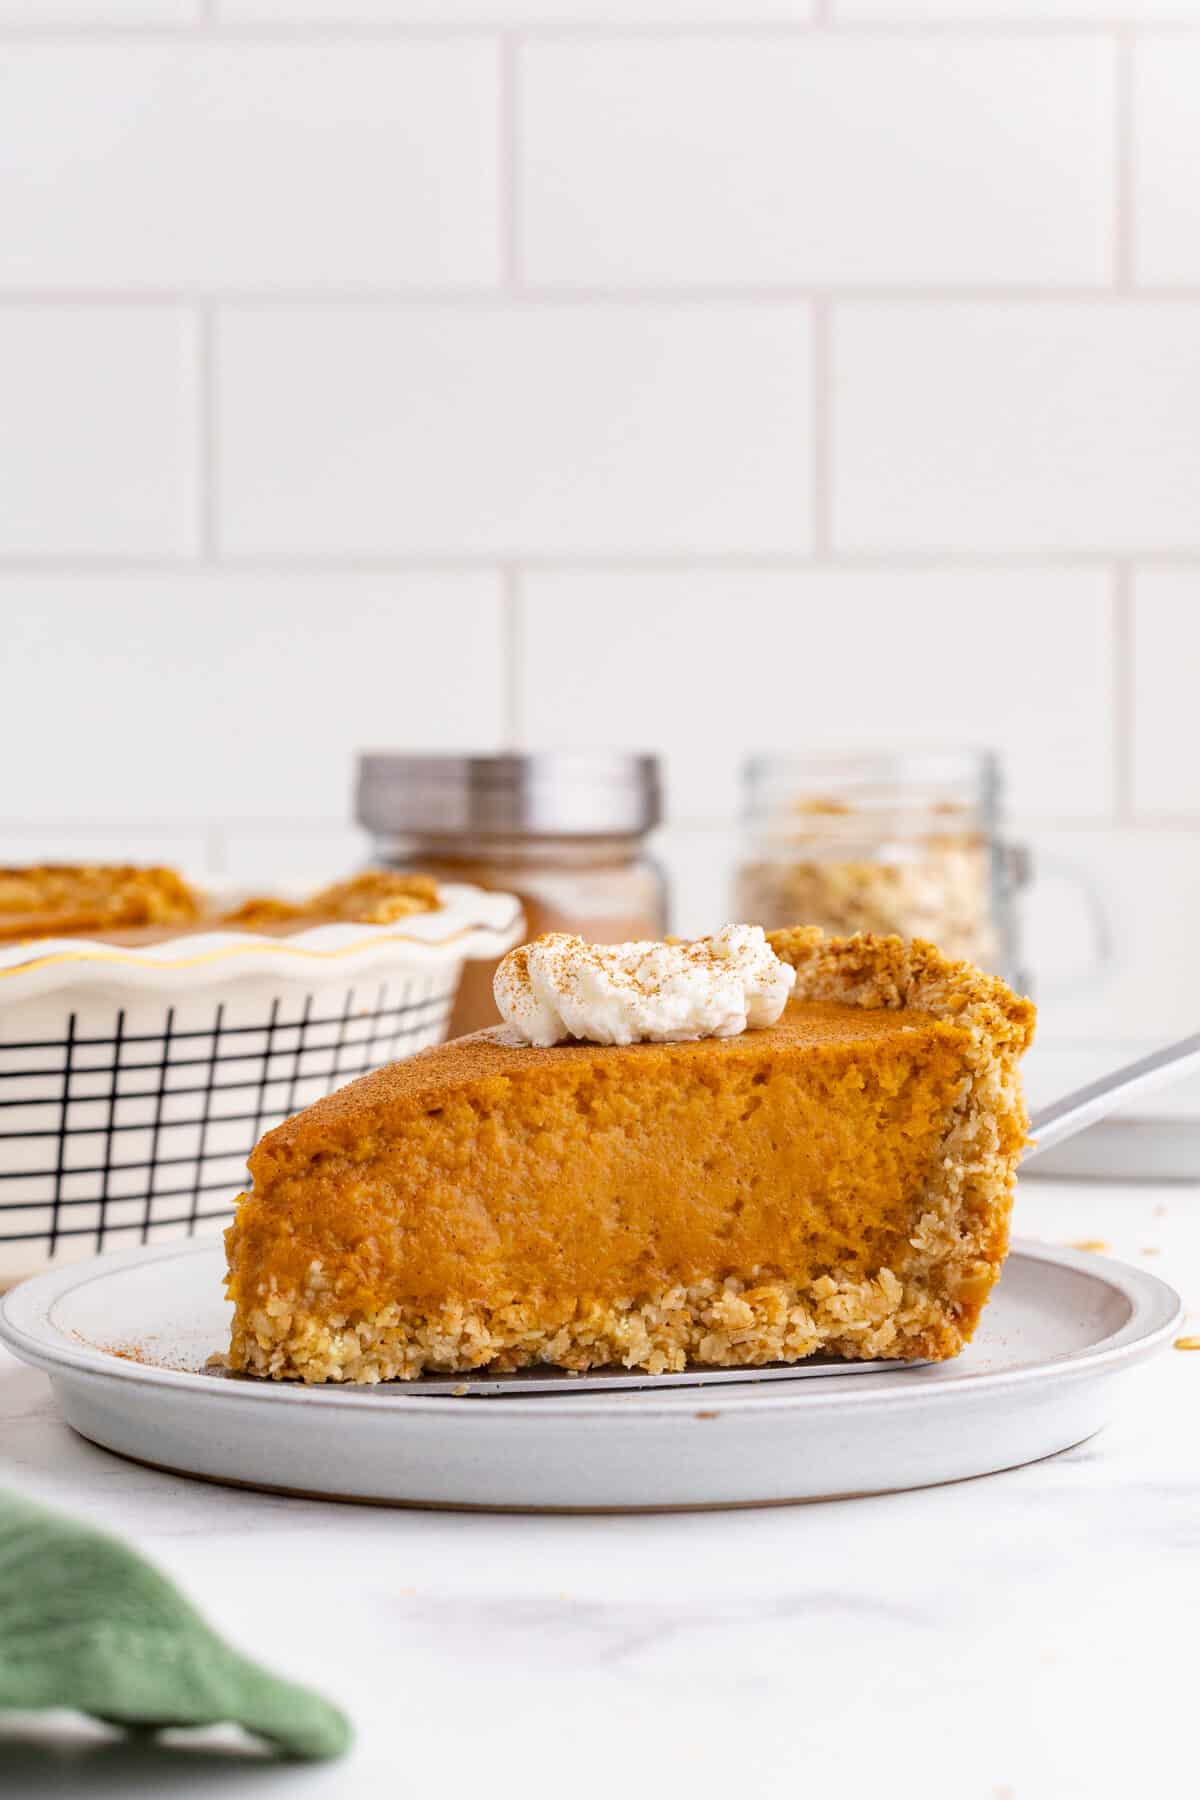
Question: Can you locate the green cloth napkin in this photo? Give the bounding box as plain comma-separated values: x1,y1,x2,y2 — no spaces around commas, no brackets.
0,1489,350,1761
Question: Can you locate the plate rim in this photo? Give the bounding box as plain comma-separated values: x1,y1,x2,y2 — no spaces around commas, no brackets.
0,1235,1182,1419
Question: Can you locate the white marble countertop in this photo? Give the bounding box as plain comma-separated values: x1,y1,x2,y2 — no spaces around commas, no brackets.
1,1177,1196,1800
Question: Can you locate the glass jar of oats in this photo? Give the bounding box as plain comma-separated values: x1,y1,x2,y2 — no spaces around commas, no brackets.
734,749,1028,985
357,752,667,1037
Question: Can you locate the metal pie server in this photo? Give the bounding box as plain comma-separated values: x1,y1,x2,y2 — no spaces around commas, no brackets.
333,1033,1200,1397
1024,1029,1200,1164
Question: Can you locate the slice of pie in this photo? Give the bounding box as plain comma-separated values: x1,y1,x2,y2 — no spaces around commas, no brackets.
224,928,1033,1383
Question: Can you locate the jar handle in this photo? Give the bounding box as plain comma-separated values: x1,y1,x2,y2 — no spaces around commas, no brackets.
1007,844,1114,1001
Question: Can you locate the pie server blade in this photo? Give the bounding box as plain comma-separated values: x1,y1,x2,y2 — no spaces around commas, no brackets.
285,1357,929,1397
207,1355,929,1397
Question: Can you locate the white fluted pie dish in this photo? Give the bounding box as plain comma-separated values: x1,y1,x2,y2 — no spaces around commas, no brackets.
0,882,522,1280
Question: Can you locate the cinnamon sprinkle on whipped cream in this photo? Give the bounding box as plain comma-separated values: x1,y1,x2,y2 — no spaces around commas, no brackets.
493,925,796,1048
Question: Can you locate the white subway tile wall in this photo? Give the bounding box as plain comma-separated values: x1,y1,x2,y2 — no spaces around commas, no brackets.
1134,40,1200,285
833,304,1200,554
0,3,196,19
517,571,1115,821
0,44,502,289
217,305,813,555
2,575,506,820
520,40,1114,287
0,4,1197,1086
1131,573,1200,819
835,2,1192,19
0,307,198,555
222,4,816,19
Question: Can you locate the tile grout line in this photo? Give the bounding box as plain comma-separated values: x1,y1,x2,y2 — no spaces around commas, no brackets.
1112,563,1136,824
1,21,1199,43
0,23,497,43
6,551,1200,574
0,816,363,836
1114,29,1136,290
5,812,1196,839
11,286,1200,307
811,299,832,558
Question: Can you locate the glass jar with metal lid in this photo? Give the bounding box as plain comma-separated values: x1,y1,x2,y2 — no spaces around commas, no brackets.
356,751,667,1037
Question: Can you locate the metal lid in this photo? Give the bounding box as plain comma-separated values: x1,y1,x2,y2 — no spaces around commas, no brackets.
356,752,662,839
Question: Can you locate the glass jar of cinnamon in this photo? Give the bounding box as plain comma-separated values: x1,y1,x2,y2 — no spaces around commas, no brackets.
356,752,667,1037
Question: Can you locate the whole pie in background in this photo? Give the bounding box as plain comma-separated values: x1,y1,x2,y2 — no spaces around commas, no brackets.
0,865,442,945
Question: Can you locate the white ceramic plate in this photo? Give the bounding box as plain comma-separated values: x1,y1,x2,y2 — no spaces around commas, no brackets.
0,1237,1181,1512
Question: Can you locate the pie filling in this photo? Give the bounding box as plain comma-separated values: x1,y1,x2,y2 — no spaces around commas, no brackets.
224,932,1034,1383
0,864,441,945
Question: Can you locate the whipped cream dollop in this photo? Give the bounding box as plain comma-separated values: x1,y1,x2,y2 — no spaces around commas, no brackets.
494,924,796,1048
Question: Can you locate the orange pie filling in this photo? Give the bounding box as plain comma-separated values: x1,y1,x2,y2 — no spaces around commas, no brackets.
0,864,442,946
